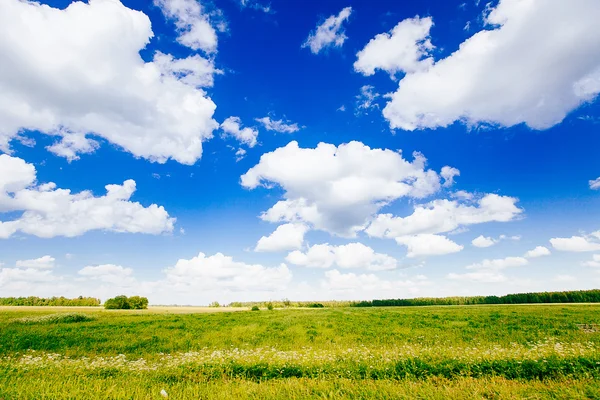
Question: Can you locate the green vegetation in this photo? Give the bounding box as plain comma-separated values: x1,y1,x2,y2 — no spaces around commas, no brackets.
0,296,100,306
103,295,148,310
354,289,600,307
13,313,96,324
0,304,599,399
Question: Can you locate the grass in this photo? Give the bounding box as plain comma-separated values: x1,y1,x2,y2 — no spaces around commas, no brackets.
0,304,599,399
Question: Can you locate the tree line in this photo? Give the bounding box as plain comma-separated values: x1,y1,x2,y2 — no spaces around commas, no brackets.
352,289,600,307
0,296,101,306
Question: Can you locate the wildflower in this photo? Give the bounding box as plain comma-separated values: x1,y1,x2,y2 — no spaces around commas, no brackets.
160,389,168,398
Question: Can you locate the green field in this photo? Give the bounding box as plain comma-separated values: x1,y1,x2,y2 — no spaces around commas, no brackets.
1,304,599,399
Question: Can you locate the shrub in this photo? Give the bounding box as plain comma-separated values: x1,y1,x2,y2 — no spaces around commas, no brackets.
209,301,220,308
251,306,260,311
267,302,274,311
308,303,324,308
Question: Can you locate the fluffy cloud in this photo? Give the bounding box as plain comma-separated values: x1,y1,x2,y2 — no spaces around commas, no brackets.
447,270,507,283
322,269,426,293
286,242,397,271
355,85,381,114
367,194,522,239
255,223,308,252
465,256,529,271
354,16,434,76
163,252,292,292
382,1,600,131
582,254,600,268
550,232,600,252
221,117,258,148
255,117,300,133
241,141,450,236
472,235,496,248
78,264,135,284
302,7,352,54
590,177,600,190
0,154,175,239
0,0,218,164
524,246,551,258
447,255,528,283
395,234,463,257
441,166,460,187
15,256,55,269
154,0,218,53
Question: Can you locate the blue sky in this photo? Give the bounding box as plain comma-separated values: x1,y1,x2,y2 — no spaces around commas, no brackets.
1,0,600,304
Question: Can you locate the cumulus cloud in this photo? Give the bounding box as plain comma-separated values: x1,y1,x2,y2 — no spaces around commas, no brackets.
447,255,528,283
354,16,434,76
440,166,460,187
239,0,272,13
590,177,600,190
465,256,529,271
15,256,56,269
241,141,450,237
0,154,175,239
355,85,381,114
472,235,496,248
286,242,397,271
0,0,218,164
221,117,259,148
255,117,300,133
395,234,463,257
524,246,551,258
255,223,308,252
154,0,219,53
302,7,352,54
163,252,292,292
550,232,600,252
322,269,427,294
382,0,600,131
78,264,135,284
367,194,522,239
582,254,600,268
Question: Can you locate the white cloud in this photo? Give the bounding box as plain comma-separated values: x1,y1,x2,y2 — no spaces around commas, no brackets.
302,7,352,54
550,232,600,252
235,148,247,162
239,0,272,13
472,235,496,248
286,242,397,271
0,154,174,239
367,194,522,239
241,141,449,237
163,252,292,292
255,117,300,133
465,256,529,270
221,117,258,148
322,269,426,293
382,1,600,131
582,254,600,268
354,16,434,76
447,270,507,283
440,166,460,187
395,234,463,257
524,246,551,258
0,0,218,164
255,223,308,252
590,177,600,190
78,264,134,284
0,267,56,287
15,256,55,269
355,85,381,114
154,0,219,53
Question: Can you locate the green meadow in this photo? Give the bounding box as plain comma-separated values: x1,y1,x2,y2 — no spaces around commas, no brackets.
1,304,599,399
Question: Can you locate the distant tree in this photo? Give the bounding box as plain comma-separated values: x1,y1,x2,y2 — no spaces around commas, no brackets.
104,295,131,309
209,301,220,308
128,296,149,310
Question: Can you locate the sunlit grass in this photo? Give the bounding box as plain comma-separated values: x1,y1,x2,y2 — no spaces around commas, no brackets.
1,304,599,398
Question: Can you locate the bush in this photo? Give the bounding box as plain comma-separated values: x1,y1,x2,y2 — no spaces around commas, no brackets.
15,313,95,324
104,295,148,310
251,306,260,311
209,301,220,308
267,302,274,311
307,303,324,308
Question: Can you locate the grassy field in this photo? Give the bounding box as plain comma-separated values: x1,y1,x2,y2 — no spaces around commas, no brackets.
1,304,599,399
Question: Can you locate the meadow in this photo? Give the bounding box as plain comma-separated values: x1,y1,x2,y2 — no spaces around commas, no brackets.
0,304,599,399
